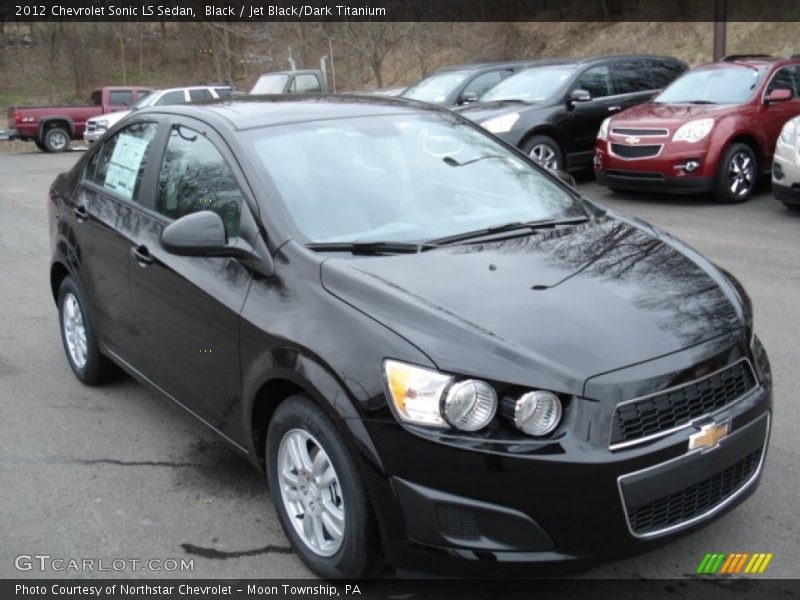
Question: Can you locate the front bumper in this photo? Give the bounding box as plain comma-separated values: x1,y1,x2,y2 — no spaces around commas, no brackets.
594,139,714,195
83,130,105,145
363,340,771,575
772,147,800,206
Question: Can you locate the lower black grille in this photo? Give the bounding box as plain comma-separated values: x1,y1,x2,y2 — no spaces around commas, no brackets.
436,505,479,540
611,360,757,446
627,448,762,535
610,143,662,159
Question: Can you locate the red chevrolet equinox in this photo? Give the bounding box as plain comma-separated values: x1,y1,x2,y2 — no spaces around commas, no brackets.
594,55,800,203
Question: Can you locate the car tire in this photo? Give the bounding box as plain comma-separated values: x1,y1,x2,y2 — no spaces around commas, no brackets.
714,143,757,204
522,134,563,171
782,202,800,210
34,139,48,152
266,396,380,578
57,275,116,385
43,127,70,153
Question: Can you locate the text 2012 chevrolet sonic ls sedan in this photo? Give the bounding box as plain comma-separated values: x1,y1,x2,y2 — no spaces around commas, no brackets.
48,96,772,578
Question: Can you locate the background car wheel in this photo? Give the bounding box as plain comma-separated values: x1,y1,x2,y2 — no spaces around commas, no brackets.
714,143,757,203
34,139,48,152
522,134,563,171
57,276,115,385
266,396,379,578
43,127,70,153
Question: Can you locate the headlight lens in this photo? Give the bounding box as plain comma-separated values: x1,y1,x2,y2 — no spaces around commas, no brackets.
384,360,451,428
480,112,519,134
443,380,497,431
513,391,562,436
779,117,798,146
672,118,714,143
597,117,611,141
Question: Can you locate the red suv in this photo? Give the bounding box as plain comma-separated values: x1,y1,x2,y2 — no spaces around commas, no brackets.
594,55,800,203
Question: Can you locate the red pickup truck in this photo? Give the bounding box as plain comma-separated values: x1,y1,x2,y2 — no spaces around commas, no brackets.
7,86,152,152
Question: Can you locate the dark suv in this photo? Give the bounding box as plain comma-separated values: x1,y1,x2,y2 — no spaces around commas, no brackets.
457,55,687,171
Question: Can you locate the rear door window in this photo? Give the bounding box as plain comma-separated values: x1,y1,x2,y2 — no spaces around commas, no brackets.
86,122,159,203
649,60,686,89
612,60,654,94
292,74,322,93
575,65,614,98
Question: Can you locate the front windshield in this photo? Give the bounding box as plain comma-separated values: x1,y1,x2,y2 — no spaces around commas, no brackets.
481,67,575,103
251,74,290,94
401,70,470,103
247,113,585,244
654,67,764,104
129,93,159,110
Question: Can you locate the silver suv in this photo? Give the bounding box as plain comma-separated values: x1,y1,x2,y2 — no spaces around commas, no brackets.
84,85,235,145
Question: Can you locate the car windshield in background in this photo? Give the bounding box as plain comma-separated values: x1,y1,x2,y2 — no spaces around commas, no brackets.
247,113,585,245
401,70,470,103
481,67,575,103
251,74,290,94
654,67,764,104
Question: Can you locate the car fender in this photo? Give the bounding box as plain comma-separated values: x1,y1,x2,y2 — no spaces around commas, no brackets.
38,115,76,139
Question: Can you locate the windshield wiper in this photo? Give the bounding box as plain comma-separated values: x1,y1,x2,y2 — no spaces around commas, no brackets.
427,216,590,246
685,100,719,105
443,154,508,168
306,241,437,255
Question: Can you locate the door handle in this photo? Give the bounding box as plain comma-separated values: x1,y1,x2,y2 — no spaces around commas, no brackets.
132,245,155,266
73,205,89,220
608,105,622,112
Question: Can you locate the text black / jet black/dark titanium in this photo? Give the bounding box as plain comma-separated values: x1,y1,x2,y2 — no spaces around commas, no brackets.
456,55,687,171
48,95,771,578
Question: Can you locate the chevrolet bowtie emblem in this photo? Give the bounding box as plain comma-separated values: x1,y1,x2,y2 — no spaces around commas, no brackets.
624,136,641,145
689,419,730,452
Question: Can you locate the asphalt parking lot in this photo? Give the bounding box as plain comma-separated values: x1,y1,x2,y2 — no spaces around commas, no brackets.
0,149,798,579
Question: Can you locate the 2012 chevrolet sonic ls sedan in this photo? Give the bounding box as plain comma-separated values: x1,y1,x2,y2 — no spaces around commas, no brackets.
49,96,772,578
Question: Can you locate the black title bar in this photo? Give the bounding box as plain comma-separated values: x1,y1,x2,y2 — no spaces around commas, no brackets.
4,0,800,22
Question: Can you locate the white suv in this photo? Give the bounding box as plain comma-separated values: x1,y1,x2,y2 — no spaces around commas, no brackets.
83,85,235,145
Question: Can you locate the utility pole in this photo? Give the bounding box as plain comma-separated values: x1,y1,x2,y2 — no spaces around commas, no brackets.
713,0,727,60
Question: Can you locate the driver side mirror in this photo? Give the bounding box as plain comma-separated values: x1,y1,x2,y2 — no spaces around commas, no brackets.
570,89,592,103
161,211,229,256
459,91,479,105
765,88,793,104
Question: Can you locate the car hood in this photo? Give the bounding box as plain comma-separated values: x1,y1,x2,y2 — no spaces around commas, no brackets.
320,216,745,395
88,109,131,125
613,102,740,129
456,100,540,123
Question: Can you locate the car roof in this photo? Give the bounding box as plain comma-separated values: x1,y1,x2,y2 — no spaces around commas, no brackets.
255,70,321,76
136,94,446,131
695,56,800,69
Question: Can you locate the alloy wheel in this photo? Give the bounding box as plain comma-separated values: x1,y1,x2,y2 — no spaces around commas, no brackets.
277,428,345,557
62,293,88,369
727,151,755,199
529,143,559,170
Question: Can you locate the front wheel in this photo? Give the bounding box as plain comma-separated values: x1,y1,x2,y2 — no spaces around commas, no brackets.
714,143,757,203
266,396,380,578
522,134,563,171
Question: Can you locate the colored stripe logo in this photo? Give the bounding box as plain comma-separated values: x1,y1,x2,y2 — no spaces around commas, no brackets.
696,552,773,574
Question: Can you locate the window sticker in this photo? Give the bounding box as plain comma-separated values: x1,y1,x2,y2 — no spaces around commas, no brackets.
103,133,150,200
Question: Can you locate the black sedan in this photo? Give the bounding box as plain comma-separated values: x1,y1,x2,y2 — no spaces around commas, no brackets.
48,95,771,578
457,55,686,171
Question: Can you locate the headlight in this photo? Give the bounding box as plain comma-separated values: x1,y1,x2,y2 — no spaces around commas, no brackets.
384,360,451,428
480,112,519,134
95,120,109,130
513,391,562,436
779,117,798,146
443,380,497,431
750,334,771,387
597,117,611,141
672,118,714,143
